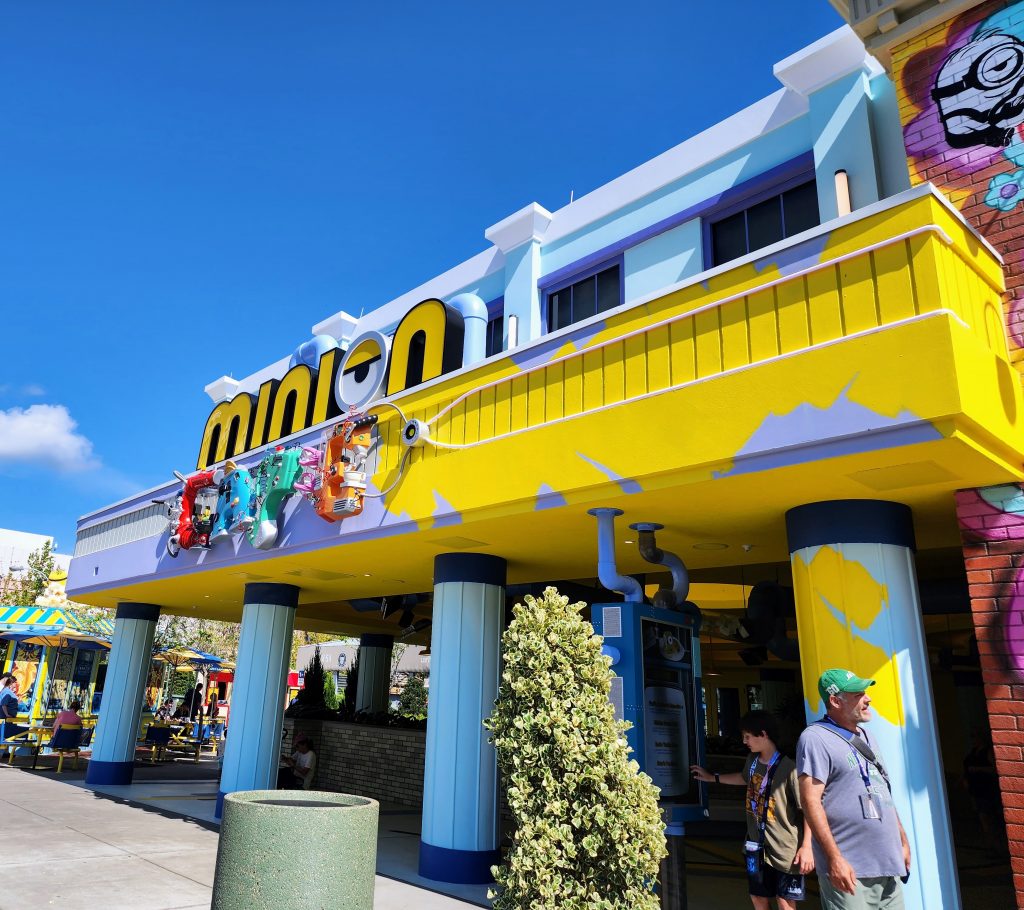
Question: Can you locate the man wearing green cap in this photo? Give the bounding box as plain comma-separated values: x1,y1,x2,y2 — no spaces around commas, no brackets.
796,669,911,910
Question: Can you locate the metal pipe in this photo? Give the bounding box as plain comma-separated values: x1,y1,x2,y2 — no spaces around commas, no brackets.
630,522,689,609
449,293,488,367
587,508,643,602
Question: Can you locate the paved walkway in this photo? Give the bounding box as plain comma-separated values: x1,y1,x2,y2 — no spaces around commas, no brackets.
0,764,477,910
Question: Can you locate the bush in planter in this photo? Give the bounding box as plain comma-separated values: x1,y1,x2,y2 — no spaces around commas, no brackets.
484,586,666,910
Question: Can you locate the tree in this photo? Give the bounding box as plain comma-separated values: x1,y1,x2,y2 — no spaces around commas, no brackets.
397,673,427,717
484,587,667,910
342,652,360,715
0,543,55,606
323,669,339,710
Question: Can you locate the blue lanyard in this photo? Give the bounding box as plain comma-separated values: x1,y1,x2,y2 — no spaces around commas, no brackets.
819,716,873,795
748,752,782,826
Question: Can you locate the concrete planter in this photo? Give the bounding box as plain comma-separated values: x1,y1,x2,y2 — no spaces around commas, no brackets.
211,790,379,910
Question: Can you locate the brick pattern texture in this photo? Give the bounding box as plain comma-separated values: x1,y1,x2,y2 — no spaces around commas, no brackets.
955,487,1024,903
282,718,425,808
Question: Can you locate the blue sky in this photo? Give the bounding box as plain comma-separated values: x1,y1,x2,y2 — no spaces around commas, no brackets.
0,2,843,553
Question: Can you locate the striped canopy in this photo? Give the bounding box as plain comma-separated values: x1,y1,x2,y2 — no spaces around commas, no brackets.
0,606,115,638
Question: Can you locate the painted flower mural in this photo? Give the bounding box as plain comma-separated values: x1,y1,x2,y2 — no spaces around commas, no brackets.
986,169,1024,210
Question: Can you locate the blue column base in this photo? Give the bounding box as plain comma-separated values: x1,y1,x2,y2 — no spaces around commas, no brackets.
85,759,135,786
418,841,500,884
215,790,227,819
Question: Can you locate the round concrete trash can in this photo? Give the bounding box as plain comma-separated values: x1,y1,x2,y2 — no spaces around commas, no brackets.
211,790,379,910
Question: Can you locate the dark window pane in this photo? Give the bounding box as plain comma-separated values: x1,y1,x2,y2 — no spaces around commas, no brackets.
596,266,620,314
485,316,503,357
782,180,820,237
549,289,570,331
746,196,784,252
572,275,596,323
711,212,747,265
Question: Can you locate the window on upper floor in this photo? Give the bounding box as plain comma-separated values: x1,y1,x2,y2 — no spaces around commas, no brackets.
546,262,621,333
485,315,503,358
709,179,820,267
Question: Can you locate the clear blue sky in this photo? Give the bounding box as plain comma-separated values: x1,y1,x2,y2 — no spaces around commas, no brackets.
0,2,843,553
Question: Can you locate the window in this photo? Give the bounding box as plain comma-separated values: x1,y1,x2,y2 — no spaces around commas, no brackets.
709,179,819,267
485,316,503,358
546,263,621,332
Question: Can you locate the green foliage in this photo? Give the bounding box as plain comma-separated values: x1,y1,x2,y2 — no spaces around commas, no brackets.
484,587,667,910
171,669,196,696
0,543,55,606
300,646,327,707
323,669,339,710
397,673,427,717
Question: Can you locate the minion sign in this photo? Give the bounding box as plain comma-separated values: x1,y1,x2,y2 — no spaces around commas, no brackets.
197,298,465,469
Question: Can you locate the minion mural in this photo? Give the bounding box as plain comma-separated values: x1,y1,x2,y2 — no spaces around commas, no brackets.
64,15,1024,910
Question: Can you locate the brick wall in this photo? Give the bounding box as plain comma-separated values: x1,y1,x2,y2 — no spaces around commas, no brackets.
283,718,425,808
892,0,1024,369
956,486,1024,902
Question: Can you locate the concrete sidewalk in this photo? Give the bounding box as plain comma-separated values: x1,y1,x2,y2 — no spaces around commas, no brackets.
0,764,477,910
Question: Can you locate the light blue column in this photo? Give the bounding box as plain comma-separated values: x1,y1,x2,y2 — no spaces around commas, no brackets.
216,583,298,818
503,241,542,345
787,501,959,910
419,553,505,884
85,602,159,785
808,71,882,221
355,633,393,715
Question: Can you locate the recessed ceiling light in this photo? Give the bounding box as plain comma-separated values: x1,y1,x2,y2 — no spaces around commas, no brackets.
623,539,634,544
693,542,729,550
363,573,372,577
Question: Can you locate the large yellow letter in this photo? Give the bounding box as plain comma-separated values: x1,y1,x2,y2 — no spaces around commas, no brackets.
386,298,465,397
267,364,315,443
197,393,255,469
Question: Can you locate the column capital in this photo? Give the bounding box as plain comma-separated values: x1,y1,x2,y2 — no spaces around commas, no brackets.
434,553,507,587
243,582,300,608
359,633,395,649
786,499,915,552
115,602,160,622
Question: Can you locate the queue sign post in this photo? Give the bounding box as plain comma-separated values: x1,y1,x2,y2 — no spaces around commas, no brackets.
591,601,706,910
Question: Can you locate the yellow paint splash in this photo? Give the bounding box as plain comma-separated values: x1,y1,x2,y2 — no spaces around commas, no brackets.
792,545,904,727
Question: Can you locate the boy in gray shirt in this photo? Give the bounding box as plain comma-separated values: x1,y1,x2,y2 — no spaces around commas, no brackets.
796,669,910,910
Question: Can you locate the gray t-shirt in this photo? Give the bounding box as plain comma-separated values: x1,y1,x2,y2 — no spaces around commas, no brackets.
796,722,905,879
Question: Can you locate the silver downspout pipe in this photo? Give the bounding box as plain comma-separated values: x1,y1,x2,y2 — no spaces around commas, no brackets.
630,522,699,620
587,508,644,602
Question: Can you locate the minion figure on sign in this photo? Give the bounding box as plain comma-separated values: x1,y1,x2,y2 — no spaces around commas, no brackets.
209,461,257,543
247,444,319,550
157,468,223,558
313,409,379,522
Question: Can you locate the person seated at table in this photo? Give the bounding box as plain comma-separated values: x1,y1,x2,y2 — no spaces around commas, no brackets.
155,699,175,722
279,735,316,790
51,700,83,735
0,675,27,739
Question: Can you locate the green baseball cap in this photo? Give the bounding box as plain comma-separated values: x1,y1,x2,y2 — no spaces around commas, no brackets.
818,668,875,702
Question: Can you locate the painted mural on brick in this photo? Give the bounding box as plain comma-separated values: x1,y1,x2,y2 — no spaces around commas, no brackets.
897,1,1024,348
956,483,1024,681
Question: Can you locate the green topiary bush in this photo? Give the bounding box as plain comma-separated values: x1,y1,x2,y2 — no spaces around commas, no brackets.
484,586,667,910
397,672,427,718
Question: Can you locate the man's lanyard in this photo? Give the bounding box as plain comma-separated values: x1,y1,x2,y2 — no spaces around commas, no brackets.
748,752,782,829
816,716,881,799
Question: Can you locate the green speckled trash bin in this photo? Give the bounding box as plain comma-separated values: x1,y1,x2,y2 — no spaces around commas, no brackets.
211,790,379,910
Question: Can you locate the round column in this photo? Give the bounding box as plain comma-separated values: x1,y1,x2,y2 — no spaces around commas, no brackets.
217,583,299,818
85,602,160,785
419,553,505,884
355,633,394,715
786,500,958,910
